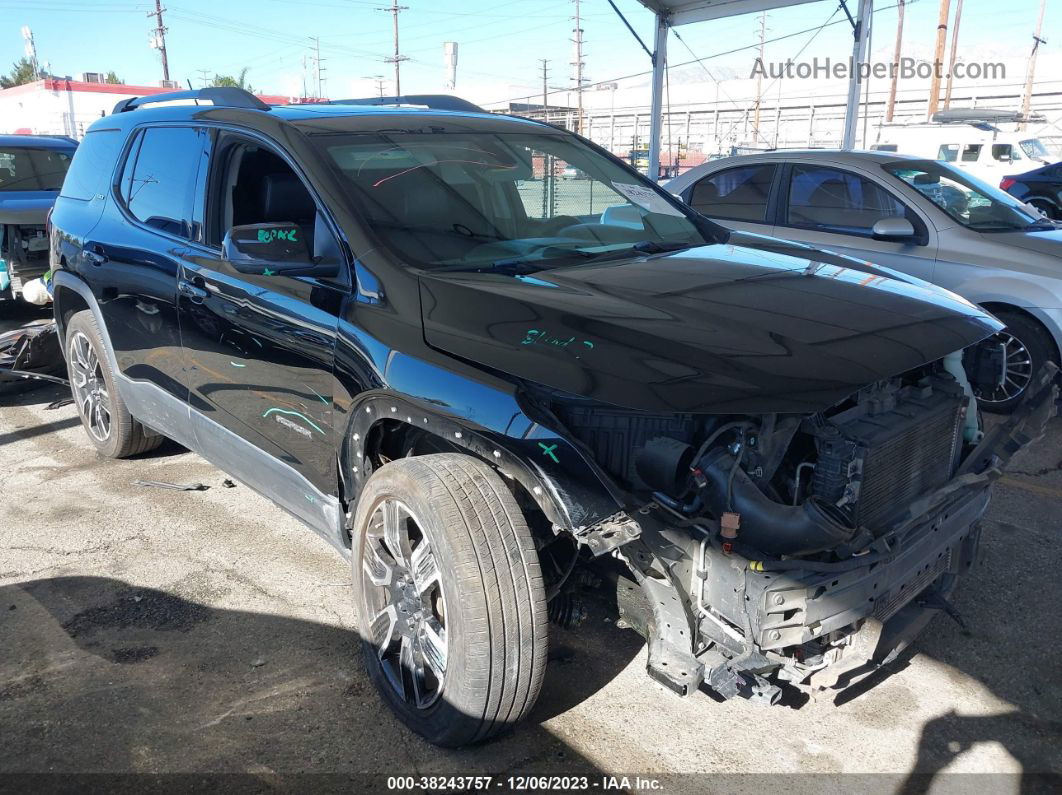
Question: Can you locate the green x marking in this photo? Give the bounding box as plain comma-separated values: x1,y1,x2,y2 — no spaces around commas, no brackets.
538,442,559,463
262,267,276,276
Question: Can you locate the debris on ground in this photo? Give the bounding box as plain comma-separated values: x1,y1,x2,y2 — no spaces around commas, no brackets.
45,396,74,410
222,479,237,488
133,480,209,492
0,322,67,394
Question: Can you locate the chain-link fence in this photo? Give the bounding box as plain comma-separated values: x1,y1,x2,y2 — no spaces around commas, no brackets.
514,155,628,219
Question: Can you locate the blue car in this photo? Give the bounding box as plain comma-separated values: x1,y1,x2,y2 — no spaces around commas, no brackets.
0,134,77,304
1001,161,1062,220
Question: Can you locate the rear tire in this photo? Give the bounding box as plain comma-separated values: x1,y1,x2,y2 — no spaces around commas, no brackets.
65,310,162,458
1028,198,1060,220
351,453,548,747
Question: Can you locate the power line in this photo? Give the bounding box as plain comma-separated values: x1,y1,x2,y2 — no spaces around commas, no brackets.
483,2,907,109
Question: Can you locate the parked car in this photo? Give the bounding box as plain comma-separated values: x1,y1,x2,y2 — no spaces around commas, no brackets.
667,150,1062,411
1001,161,1062,220
0,134,76,305
50,89,1055,747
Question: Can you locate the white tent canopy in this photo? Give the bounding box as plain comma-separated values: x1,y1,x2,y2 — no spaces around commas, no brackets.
632,0,874,178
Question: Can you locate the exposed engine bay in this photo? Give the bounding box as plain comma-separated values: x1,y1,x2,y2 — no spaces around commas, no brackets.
543,353,1058,702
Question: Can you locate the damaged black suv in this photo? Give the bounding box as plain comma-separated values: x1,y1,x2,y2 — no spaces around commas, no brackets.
49,88,1056,746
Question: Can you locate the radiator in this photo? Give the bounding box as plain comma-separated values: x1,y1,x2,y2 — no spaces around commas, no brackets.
812,375,965,534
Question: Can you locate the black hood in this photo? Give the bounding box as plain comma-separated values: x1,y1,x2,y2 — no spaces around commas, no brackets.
419,241,1000,413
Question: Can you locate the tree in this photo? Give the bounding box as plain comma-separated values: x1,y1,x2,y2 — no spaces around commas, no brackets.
104,71,123,85
0,57,37,89
209,68,254,93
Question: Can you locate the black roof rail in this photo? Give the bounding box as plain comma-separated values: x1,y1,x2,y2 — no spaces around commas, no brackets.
326,95,485,113
112,87,270,115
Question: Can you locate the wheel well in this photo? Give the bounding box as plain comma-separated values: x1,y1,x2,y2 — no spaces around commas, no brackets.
359,418,558,545
980,302,1061,362
54,282,90,340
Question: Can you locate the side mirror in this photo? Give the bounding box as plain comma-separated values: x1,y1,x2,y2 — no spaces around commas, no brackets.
872,216,916,240
223,222,311,274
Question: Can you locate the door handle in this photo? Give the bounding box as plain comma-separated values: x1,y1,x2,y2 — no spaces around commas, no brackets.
178,278,209,302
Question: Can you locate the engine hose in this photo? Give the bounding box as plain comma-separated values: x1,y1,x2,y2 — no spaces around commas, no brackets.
702,454,856,556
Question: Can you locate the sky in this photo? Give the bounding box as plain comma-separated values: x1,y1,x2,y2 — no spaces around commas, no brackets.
2,0,1059,109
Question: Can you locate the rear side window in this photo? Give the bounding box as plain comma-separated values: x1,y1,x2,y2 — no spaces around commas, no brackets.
688,164,776,222
961,144,982,162
59,129,122,201
786,165,908,235
122,126,203,239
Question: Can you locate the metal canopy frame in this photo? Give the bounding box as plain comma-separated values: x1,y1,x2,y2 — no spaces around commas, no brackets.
633,0,873,179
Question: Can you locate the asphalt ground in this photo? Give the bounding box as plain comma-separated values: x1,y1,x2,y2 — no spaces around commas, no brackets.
1,302,1060,793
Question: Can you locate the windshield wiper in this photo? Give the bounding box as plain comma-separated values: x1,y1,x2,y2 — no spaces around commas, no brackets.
1025,220,1059,231
436,247,596,274
628,240,696,254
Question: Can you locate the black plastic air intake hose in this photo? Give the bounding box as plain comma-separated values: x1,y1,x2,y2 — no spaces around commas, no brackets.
701,454,856,556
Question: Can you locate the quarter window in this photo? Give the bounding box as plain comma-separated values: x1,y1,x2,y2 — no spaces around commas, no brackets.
60,129,121,201
787,165,908,235
688,164,776,222
123,126,202,239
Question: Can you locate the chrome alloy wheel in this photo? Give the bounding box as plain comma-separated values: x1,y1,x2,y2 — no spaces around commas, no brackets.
68,331,112,442
972,330,1033,405
361,499,448,710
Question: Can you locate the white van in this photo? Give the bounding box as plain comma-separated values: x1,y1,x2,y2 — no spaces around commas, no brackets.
871,111,1054,183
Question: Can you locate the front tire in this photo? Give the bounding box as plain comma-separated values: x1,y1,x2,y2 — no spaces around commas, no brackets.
65,310,162,458
351,453,548,747
970,309,1059,413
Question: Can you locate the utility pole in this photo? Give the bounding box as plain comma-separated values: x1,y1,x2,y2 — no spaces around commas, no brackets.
885,0,906,122
310,36,326,98
1020,0,1048,130
571,0,585,135
365,74,386,97
926,0,950,120
148,0,170,84
19,27,39,81
540,59,550,122
195,68,211,87
942,0,964,109
378,1,409,96
753,12,766,141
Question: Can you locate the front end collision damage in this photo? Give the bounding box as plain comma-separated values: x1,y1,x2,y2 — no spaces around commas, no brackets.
606,363,1057,701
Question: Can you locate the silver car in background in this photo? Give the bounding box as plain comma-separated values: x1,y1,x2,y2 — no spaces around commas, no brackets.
667,150,1062,411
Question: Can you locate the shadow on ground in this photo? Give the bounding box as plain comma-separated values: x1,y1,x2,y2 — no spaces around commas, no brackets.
0,575,647,785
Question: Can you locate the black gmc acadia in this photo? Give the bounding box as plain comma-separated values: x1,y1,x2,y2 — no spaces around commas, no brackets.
48,88,1056,746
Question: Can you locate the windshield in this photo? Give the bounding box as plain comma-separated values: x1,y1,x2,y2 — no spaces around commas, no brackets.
0,146,74,192
1020,138,1051,160
311,130,714,270
883,159,1045,232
